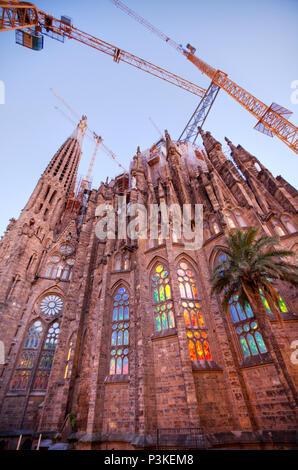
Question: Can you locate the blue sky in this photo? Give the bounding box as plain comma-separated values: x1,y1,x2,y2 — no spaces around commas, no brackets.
0,0,297,236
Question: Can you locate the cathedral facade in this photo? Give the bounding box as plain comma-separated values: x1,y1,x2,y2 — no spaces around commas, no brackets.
0,120,297,450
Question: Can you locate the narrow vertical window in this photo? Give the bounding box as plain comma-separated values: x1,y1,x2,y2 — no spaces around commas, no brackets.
177,261,212,362
152,264,175,331
109,287,130,375
64,339,73,379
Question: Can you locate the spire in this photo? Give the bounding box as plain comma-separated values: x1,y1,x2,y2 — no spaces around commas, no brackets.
22,117,88,230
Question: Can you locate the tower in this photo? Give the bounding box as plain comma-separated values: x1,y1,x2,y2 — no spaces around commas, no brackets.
0,126,297,450
0,117,87,438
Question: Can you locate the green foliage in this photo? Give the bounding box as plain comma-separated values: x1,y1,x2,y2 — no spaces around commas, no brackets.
210,227,298,313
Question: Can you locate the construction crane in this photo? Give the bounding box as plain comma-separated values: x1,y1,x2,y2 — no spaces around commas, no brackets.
110,0,298,154
1,1,297,154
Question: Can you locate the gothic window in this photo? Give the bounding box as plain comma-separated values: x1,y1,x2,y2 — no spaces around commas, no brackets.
11,321,43,391
281,216,296,234
210,217,220,235
10,319,61,391
60,245,72,255
259,289,289,315
40,295,63,318
218,253,267,360
234,210,246,227
32,321,60,391
224,210,236,229
45,254,73,281
177,261,212,362
109,287,130,375
64,339,73,379
271,218,286,236
152,264,175,331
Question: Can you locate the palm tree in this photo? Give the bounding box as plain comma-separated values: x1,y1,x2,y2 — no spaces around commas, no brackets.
210,227,298,408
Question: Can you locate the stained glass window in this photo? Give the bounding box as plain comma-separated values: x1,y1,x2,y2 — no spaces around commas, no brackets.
32,321,60,391
178,261,212,362
152,264,175,331
40,295,63,317
11,319,61,392
110,287,130,375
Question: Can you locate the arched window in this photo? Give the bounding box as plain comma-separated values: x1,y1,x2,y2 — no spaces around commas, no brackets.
234,210,246,227
33,321,60,390
177,261,212,362
271,217,286,236
152,263,175,331
229,294,268,358
45,254,73,281
10,319,61,391
281,216,296,234
224,210,236,229
210,217,220,235
218,254,267,360
109,286,130,375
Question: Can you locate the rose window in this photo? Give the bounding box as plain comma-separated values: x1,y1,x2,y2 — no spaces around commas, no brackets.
40,295,63,317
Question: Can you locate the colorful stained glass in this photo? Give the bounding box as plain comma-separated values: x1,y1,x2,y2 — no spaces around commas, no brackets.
24,321,43,349
190,310,198,327
243,324,250,332
180,262,188,270
118,287,125,294
124,306,129,320
247,334,258,355
152,264,174,331
116,357,122,374
196,341,204,360
119,306,123,320
189,340,196,360
161,312,168,329
185,283,192,298
123,294,129,300
245,304,254,318
159,285,165,302
261,294,272,314
117,330,123,345
111,331,117,346
123,356,128,374
203,341,212,360
113,308,118,321
124,330,129,345
236,303,246,321
251,322,257,329
165,284,171,300
230,305,239,323
179,283,186,297
240,336,250,357
255,331,267,353
155,315,161,331
278,296,288,313
184,310,191,327
168,311,175,328
192,285,198,298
